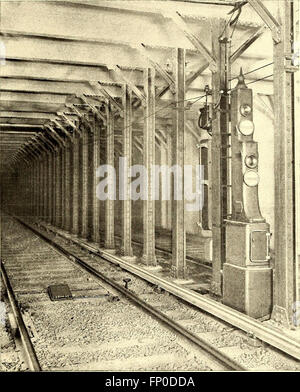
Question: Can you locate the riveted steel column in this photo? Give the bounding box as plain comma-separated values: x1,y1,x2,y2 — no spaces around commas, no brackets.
64,140,72,232
120,85,133,257
29,162,34,217
158,139,167,229
142,68,157,266
210,20,230,297
171,48,186,279
40,156,44,221
43,155,47,221
51,151,56,226
60,147,65,229
47,153,52,224
294,0,300,306
166,130,173,231
87,128,94,239
43,154,47,222
105,103,115,250
33,159,37,218
55,148,62,227
38,157,42,220
35,158,39,219
271,0,296,327
81,125,89,238
34,159,37,218
62,144,67,229
92,115,101,243
72,135,80,235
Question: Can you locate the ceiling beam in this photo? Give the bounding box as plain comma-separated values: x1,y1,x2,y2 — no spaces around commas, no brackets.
1,59,144,86
0,111,57,120
247,0,281,43
0,100,62,113
230,25,267,63
162,11,215,67
0,118,47,125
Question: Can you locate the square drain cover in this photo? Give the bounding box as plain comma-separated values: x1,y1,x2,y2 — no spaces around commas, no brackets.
48,284,72,301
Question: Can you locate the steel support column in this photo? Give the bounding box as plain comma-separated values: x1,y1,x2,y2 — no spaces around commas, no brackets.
47,153,53,224
35,158,39,219
60,148,65,229
55,148,62,228
87,129,94,239
81,125,89,239
271,0,296,327
210,20,230,297
43,154,47,222
120,85,134,258
142,67,157,266
294,0,300,305
38,158,42,220
104,103,115,250
51,151,56,226
33,159,36,218
158,140,167,229
92,115,101,243
72,136,80,235
64,140,72,232
171,48,186,279
166,131,173,231
29,162,34,217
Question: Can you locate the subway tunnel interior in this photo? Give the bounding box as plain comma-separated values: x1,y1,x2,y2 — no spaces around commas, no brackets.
0,0,299,372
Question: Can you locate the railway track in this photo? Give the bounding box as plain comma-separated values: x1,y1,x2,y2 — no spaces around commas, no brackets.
1,213,300,371
0,213,242,371
36,220,300,362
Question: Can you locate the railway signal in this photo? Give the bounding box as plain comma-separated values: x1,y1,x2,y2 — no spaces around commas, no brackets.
223,69,272,319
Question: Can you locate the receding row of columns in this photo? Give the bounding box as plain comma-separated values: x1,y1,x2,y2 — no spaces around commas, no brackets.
11,49,190,280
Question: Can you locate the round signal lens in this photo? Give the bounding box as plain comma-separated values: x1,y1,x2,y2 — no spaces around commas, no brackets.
245,155,258,169
243,170,260,187
238,119,255,136
240,104,252,117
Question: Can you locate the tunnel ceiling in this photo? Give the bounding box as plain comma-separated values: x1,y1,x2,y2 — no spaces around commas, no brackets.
0,0,274,172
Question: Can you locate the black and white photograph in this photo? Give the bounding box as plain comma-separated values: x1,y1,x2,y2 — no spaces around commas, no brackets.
0,0,299,375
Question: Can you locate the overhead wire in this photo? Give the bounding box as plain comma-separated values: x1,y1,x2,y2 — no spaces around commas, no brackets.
230,62,274,82
18,92,207,162
14,3,269,163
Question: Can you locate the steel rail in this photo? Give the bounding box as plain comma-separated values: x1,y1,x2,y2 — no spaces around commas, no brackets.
0,261,42,371
36,219,300,361
16,217,245,371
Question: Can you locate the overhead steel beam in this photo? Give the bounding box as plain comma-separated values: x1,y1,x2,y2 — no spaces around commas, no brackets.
0,90,67,104
0,111,56,120
136,43,175,91
186,62,210,87
247,0,281,43
114,66,146,102
1,59,144,86
91,83,123,113
0,100,62,113
0,118,47,126
0,34,148,70
45,124,66,147
230,25,267,63
53,119,73,142
1,1,249,55
0,77,116,97
163,11,216,68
